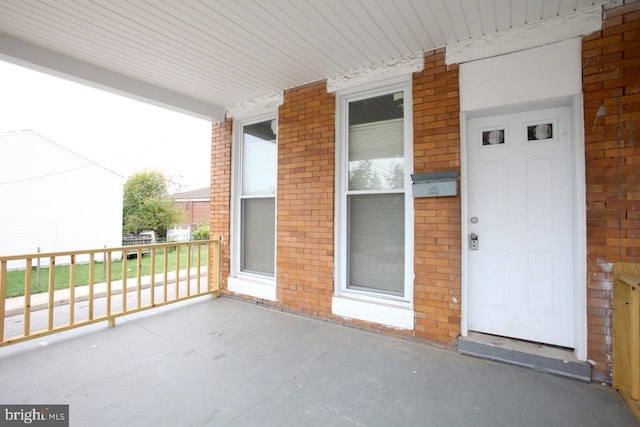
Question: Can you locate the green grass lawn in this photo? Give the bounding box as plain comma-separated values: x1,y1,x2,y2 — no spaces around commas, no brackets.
4,245,209,298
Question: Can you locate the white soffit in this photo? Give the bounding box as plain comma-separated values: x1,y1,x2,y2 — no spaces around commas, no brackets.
446,6,603,65
0,0,609,117
0,33,225,122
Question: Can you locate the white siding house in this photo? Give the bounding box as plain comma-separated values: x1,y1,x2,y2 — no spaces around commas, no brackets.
0,130,123,269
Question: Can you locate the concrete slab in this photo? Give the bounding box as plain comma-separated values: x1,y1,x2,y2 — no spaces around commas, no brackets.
0,297,637,426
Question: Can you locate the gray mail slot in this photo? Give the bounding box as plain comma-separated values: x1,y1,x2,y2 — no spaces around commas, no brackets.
411,171,458,198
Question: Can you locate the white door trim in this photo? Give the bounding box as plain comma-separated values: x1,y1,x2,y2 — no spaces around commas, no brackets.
460,95,587,361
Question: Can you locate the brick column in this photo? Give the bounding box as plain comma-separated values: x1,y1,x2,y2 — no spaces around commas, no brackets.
583,2,640,382
210,119,232,290
276,81,336,316
412,50,462,346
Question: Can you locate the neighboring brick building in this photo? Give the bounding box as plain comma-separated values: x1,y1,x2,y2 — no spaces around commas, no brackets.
171,187,211,229
211,2,639,383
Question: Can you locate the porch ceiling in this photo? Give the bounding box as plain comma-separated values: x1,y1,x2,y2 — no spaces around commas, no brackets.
0,0,609,121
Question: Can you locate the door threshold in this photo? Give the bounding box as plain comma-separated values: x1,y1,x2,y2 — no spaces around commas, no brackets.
458,332,591,382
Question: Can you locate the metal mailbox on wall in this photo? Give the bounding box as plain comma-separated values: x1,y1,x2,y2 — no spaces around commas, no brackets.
411,171,458,198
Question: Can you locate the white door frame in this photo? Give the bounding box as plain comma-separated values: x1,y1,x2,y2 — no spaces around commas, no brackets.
460,95,587,360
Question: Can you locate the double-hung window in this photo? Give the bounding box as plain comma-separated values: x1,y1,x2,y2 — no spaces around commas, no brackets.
230,115,277,300
334,79,414,326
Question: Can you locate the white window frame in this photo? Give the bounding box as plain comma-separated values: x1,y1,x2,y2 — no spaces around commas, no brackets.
333,76,414,328
229,111,278,301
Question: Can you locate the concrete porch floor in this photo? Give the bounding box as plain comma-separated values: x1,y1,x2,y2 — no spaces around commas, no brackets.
0,297,636,427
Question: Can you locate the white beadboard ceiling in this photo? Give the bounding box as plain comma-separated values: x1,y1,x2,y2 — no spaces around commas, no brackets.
0,0,611,120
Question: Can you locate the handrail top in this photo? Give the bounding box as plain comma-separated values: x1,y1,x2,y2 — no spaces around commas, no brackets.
619,274,640,288
0,237,221,262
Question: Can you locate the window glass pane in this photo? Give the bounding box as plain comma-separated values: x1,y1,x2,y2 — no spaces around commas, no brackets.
241,197,275,276
348,193,404,296
243,120,277,195
348,92,404,191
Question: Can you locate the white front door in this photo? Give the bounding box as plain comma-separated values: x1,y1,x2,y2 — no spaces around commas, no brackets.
467,105,574,347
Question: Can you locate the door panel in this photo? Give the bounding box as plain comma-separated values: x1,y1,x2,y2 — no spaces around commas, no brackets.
467,106,574,347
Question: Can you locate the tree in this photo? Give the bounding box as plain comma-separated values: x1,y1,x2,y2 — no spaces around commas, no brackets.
191,223,210,241
123,170,183,238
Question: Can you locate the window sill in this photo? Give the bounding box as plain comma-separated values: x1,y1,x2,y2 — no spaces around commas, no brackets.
332,295,414,330
228,275,276,301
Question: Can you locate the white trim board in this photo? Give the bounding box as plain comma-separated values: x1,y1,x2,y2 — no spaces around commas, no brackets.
446,6,602,65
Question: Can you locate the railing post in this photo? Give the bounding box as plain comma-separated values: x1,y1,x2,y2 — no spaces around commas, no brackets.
210,236,221,295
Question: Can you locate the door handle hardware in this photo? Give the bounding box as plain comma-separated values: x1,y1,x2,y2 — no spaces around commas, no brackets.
470,233,479,250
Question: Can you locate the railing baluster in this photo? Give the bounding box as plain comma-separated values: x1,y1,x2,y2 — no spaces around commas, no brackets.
89,253,95,321
121,250,127,313
186,243,191,297
175,244,180,300
150,247,155,306
136,249,142,309
24,259,32,337
69,255,75,325
0,260,6,342
106,250,112,318
163,248,168,303
48,256,55,330
196,243,202,294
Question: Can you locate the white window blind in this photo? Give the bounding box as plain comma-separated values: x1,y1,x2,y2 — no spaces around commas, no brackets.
240,119,277,277
241,198,275,276
344,90,406,297
349,118,404,191
348,194,405,295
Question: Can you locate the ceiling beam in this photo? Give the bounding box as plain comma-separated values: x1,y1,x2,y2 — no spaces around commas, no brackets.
0,33,224,122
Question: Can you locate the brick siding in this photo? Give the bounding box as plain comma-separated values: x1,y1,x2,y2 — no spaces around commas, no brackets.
210,119,232,288
210,4,637,381
276,81,336,316
412,50,462,346
583,1,640,382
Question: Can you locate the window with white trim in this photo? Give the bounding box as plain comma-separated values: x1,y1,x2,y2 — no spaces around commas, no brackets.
336,80,413,302
233,117,277,278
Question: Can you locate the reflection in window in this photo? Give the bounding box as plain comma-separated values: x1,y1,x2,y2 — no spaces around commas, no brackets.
527,123,553,141
482,129,505,146
240,119,277,277
346,91,406,296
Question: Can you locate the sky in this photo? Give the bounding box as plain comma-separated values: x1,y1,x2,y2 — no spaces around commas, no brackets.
0,60,212,192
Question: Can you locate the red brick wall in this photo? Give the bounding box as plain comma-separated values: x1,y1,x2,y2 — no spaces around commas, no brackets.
191,201,210,226
209,54,463,341
276,81,335,316
210,119,232,287
583,1,640,382
413,50,462,346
